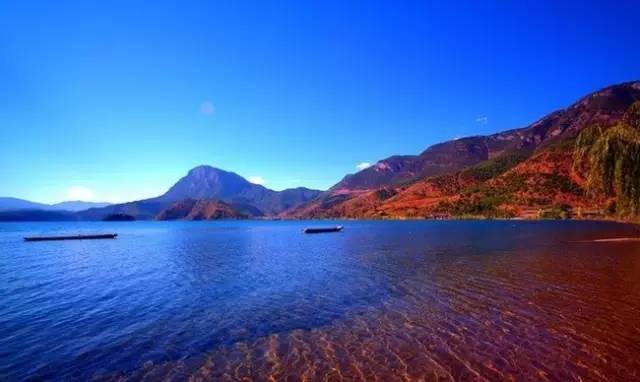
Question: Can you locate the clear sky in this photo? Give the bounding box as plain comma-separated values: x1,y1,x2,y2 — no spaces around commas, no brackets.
1,1,639,203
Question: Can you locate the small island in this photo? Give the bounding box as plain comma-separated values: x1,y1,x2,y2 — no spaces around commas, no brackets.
102,213,136,221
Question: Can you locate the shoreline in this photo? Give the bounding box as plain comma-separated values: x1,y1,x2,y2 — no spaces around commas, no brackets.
2,217,638,226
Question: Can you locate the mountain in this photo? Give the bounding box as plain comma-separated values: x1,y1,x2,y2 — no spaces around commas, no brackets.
0,197,50,211
77,199,172,220
50,201,111,211
156,166,322,215
0,209,78,222
156,199,252,220
6,81,639,222
158,166,261,202
76,166,322,220
287,81,640,219
330,134,525,191
329,81,640,193
0,197,111,212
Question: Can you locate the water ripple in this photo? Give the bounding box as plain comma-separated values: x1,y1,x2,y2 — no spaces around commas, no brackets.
1,220,640,381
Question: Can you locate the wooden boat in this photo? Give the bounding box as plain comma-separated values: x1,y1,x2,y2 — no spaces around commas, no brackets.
304,226,343,234
24,233,118,242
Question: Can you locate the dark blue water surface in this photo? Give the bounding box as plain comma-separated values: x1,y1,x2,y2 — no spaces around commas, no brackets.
2,220,640,381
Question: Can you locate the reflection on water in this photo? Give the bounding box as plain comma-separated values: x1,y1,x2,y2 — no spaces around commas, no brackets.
1,220,640,380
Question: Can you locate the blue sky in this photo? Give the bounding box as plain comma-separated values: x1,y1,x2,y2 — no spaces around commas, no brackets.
1,1,639,203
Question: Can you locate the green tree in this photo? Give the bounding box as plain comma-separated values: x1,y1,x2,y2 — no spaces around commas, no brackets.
574,101,640,216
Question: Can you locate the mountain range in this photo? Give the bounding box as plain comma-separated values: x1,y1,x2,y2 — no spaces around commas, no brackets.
73,167,322,221
0,198,111,212
2,80,640,222
286,80,640,220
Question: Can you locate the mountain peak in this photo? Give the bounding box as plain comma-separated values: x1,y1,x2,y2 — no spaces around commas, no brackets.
152,165,322,215
159,166,258,202
187,165,225,174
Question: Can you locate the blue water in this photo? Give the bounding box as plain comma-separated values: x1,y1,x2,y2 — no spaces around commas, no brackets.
1,220,640,380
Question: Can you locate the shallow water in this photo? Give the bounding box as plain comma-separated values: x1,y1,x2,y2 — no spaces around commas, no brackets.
1,220,640,381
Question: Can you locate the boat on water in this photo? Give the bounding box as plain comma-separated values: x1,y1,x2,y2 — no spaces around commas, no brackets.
303,226,343,234
24,234,118,242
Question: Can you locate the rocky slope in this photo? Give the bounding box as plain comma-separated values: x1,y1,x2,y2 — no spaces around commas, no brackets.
78,199,170,220
156,199,252,220
286,81,640,220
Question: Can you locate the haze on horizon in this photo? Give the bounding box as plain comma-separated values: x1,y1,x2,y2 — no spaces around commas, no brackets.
1,1,639,204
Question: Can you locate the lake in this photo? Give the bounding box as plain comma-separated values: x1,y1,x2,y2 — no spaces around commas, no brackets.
1,220,640,380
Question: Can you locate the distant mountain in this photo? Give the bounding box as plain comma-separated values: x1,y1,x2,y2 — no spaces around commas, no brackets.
157,166,322,215
76,166,322,220
77,199,170,220
50,201,111,211
287,81,640,219
0,209,78,222
158,166,261,202
0,197,111,212
0,197,50,211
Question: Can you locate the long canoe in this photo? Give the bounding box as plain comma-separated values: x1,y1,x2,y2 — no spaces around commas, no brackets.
304,226,343,234
24,234,118,242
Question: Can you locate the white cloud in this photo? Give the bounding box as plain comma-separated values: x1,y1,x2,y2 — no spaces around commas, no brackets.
356,162,371,170
248,176,266,185
66,186,95,201
200,101,215,115
475,116,488,125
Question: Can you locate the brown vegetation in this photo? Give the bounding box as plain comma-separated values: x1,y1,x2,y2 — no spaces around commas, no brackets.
285,82,640,221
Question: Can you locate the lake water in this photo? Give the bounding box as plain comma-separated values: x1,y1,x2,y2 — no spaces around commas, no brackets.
1,220,640,381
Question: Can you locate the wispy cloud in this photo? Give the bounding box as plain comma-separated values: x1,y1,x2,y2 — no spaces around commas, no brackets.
356,162,371,170
475,116,488,125
200,101,215,115
248,176,266,185
66,186,95,201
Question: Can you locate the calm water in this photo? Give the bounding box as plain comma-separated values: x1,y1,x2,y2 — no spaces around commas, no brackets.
1,220,640,381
